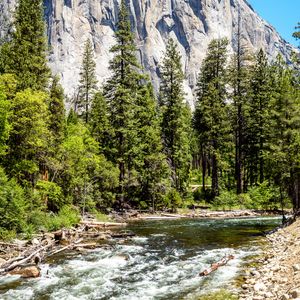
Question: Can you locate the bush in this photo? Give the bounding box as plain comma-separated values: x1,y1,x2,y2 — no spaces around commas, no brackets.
164,189,183,212
212,190,239,210
45,205,80,231
36,180,64,212
0,167,27,232
248,181,281,210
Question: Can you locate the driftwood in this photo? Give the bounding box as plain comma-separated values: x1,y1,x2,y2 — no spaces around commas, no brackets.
80,221,127,228
0,219,132,278
199,255,234,276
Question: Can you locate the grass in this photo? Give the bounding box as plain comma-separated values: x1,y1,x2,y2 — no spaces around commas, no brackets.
198,289,238,300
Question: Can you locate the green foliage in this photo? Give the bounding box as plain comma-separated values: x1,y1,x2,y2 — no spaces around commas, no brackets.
247,182,281,210
77,39,98,123
212,190,239,210
0,89,10,156
58,121,119,210
164,189,183,211
3,0,50,90
193,38,231,198
0,167,26,232
49,76,66,146
36,180,64,212
45,206,80,231
160,39,192,195
6,89,50,184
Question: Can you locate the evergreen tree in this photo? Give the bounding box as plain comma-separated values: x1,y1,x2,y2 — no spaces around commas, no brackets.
228,14,252,194
49,76,66,146
267,56,300,211
89,92,111,155
77,39,98,123
104,0,143,207
0,89,10,158
135,83,170,209
159,39,192,195
193,38,230,197
3,0,50,90
245,49,271,186
293,22,300,42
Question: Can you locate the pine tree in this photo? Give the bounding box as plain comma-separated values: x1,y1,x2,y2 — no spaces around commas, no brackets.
193,38,230,197
89,92,111,155
104,0,145,207
228,13,252,194
293,22,300,42
159,39,192,195
245,49,271,186
77,39,98,123
49,76,66,146
4,0,50,90
267,56,300,211
135,83,170,209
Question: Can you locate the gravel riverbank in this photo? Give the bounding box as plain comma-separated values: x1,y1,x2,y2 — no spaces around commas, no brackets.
240,218,300,300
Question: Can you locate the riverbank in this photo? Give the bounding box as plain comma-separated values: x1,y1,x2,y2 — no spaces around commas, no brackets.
240,217,300,300
115,209,289,222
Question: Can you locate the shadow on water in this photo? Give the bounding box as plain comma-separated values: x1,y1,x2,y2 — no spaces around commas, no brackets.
0,216,281,300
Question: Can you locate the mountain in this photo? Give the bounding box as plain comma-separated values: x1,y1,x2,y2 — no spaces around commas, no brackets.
0,0,297,105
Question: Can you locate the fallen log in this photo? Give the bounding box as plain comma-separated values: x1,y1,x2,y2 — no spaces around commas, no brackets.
48,238,83,256
199,255,234,276
3,243,54,273
80,221,127,227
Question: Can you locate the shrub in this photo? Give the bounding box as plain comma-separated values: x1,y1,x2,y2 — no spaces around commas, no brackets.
45,205,80,231
36,180,64,212
0,167,27,232
212,190,239,210
164,189,182,211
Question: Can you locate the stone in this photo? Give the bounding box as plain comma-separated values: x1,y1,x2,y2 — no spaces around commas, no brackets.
293,264,300,272
0,258,6,267
281,295,289,300
1,0,297,106
291,290,300,298
264,292,273,298
31,238,40,246
254,282,266,292
10,266,40,278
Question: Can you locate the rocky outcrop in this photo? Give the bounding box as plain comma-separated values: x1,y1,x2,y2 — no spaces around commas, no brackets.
1,0,297,105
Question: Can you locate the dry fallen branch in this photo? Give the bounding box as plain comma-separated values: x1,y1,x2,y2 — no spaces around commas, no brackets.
199,254,234,276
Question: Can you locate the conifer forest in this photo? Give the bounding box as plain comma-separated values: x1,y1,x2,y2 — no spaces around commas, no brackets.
0,0,299,239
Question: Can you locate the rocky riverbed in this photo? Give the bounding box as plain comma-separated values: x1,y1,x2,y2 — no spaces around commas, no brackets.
240,218,300,300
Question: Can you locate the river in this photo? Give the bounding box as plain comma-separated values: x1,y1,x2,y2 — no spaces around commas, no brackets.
0,216,281,300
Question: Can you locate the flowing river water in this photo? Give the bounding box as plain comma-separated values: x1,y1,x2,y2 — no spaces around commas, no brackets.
0,216,281,300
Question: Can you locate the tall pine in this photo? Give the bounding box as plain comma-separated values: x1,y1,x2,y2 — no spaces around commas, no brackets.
194,38,230,197
159,39,192,196
4,0,50,90
77,39,98,123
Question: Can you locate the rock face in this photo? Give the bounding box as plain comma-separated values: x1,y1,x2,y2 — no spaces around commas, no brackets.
1,0,297,105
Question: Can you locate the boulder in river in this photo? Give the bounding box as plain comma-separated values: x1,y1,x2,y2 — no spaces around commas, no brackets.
10,265,40,278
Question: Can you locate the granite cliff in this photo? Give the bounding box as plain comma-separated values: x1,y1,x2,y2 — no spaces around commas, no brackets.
0,0,296,105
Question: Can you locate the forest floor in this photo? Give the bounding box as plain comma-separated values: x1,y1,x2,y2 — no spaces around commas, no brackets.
239,217,300,300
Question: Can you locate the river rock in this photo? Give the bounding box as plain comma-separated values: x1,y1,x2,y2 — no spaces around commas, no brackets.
293,264,300,272
253,282,266,292
10,266,40,278
291,290,300,298
0,258,6,266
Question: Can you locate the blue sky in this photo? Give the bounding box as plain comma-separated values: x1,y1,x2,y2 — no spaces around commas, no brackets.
247,0,300,46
